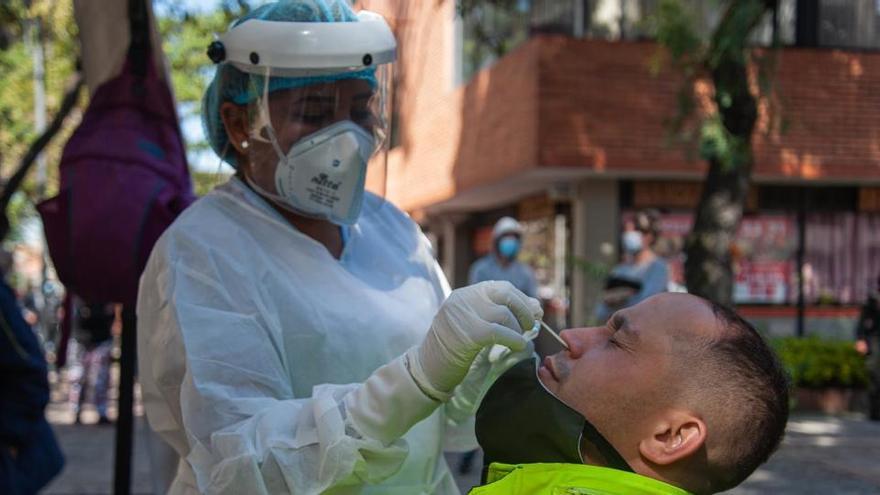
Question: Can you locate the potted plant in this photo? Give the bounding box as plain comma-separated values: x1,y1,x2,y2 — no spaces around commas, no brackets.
773,337,869,414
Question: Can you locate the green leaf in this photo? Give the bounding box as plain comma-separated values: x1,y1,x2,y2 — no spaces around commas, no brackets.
650,0,705,69
773,337,869,389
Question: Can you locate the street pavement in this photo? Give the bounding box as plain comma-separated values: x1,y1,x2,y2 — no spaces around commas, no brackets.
44,408,880,494
719,414,880,494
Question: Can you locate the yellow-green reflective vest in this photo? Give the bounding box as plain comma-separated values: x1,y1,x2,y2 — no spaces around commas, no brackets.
468,463,694,495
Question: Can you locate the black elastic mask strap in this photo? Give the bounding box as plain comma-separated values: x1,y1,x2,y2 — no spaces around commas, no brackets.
581,421,634,473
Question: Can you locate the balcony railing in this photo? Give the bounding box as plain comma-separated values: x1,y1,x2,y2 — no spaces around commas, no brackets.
461,0,880,82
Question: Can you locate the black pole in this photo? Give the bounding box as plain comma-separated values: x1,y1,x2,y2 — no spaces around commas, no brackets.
114,1,149,489
772,0,779,45
113,306,136,495
795,0,820,47
796,188,806,337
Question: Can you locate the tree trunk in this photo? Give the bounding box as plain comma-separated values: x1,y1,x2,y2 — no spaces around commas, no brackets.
683,0,773,305
684,150,752,305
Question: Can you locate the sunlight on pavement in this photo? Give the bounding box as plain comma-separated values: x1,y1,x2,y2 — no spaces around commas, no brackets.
788,419,845,436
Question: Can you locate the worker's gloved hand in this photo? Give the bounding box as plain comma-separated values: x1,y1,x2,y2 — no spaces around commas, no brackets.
407,281,543,401
343,282,541,445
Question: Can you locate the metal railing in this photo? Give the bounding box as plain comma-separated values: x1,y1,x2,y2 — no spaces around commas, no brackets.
460,0,880,82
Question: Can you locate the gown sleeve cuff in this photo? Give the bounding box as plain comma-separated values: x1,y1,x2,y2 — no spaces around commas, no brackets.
343,353,441,445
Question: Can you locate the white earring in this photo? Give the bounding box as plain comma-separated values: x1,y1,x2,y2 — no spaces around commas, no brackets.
241,140,249,149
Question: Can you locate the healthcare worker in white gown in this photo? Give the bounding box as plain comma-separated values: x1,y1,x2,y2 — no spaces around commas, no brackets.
136,1,542,494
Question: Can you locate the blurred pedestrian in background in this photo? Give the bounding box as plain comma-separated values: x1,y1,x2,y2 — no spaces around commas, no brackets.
0,263,64,494
67,301,115,425
596,209,669,322
855,275,880,421
469,217,538,297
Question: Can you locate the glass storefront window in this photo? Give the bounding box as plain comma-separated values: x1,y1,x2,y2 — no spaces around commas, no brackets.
805,212,880,305
733,216,798,304
623,211,798,304
621,209,880,305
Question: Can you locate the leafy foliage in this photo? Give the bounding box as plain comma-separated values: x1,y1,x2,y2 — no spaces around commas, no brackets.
774,337,869,389
156,1,251,114
650,0,780,165
191,169,233,197
650,0,777,304
649,0,704,74
456,0,530,79
0,0,81,241
0,0,245,241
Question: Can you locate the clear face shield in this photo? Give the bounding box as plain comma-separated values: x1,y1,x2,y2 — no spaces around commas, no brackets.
242,65,392,225
212,11,396,225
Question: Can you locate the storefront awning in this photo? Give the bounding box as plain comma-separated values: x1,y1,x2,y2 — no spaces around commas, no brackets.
423,167,595,214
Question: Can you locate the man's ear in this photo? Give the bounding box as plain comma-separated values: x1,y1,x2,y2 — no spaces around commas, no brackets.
638,411,707,466
220,102,251,157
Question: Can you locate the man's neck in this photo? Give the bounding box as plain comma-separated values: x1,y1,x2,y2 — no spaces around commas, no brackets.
625,456,709,495
581,440,705,495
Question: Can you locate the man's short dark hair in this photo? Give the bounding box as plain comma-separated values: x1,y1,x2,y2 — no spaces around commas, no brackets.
688,300,790,492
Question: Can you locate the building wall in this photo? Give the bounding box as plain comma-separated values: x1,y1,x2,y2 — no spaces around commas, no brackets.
361,1,880,326
537,38,689,172
362,11,880,213
753,48,880,180
362,0,540,212
537,37,880,180
570,179,619,326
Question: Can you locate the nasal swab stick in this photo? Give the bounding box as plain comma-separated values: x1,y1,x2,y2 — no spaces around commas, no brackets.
540,320,569,350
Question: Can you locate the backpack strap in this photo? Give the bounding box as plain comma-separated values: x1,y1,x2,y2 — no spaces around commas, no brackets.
127,0,152,79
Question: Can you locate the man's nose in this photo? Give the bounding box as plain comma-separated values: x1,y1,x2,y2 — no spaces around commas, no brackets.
559,327,603,358
559,328,585,358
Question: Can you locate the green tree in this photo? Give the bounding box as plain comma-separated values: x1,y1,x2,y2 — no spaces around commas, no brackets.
0,0,258,245
0,0,82,241
156,0,250,119
155,0,247,190
652,0,778,305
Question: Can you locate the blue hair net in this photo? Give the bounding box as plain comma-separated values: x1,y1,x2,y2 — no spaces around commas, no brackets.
202,0,377,167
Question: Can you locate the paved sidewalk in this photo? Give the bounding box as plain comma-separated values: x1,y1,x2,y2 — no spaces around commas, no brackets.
45,413,880,494
43,420,154,495
720,414,880,494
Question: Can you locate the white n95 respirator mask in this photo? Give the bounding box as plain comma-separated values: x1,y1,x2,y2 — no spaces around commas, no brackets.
247,120,376,226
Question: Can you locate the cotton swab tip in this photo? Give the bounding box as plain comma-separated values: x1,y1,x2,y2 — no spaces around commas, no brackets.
540,320,569,350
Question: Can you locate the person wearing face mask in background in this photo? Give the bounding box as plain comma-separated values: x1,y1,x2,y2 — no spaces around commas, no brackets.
469,217,538,298
596,209,669,323
135,2,543,494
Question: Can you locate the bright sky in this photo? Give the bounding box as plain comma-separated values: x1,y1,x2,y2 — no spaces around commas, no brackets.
154,0,222,18
155,0,233,173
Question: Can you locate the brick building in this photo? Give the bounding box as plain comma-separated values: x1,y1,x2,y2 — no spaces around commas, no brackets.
361,0,880,336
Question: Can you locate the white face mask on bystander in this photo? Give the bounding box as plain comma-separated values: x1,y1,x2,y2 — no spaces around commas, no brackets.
622,231,644,254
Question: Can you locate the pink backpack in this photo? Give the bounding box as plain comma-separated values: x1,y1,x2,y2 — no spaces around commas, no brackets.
37,53,195,306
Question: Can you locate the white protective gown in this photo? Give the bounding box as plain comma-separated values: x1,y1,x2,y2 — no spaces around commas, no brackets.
137,177,474,494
